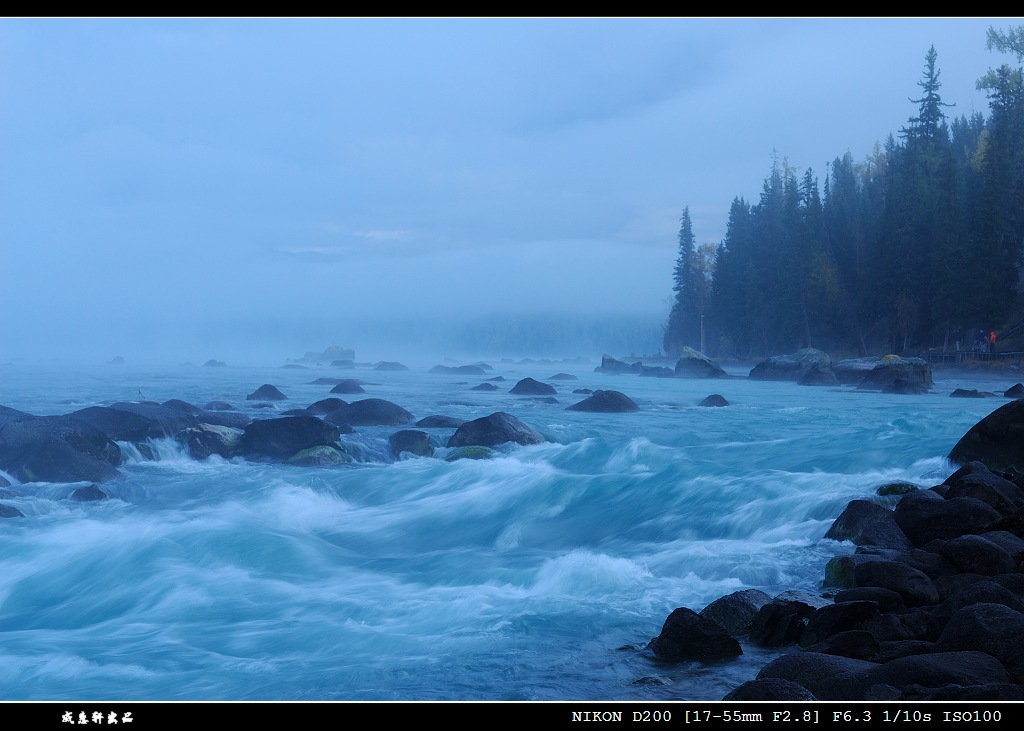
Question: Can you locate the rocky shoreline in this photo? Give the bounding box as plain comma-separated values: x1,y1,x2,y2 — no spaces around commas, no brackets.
651,398,1024,701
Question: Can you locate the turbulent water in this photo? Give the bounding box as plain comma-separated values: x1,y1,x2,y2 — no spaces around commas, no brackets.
0,359,1013,700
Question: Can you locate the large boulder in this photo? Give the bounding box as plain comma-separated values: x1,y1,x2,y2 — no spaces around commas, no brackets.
329,380,365,395
856,356,933,392
237,416,341,459
327,399,414,427
649,607,742,661
446,412,545,448
565,390,639,412
674,347,727,378
178,424,243,460
388,430,434,458
949,399,1024,471
0,413,123,483
70,402,199,440
824,499,913,551
749,348,832,382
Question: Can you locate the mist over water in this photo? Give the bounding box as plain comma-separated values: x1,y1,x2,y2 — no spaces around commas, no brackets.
0,357,1007,700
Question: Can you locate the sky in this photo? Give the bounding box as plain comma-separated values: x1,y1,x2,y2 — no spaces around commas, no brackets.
0,18,1017,364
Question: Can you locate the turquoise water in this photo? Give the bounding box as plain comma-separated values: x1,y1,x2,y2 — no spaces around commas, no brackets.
0,360,1011,700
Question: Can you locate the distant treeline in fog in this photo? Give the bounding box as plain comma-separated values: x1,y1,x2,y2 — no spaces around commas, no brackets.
665,35,1024,360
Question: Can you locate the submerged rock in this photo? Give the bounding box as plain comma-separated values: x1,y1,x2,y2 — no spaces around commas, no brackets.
699,394,729,407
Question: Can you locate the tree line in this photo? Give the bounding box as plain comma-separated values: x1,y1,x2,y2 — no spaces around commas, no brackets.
664,30,1024,360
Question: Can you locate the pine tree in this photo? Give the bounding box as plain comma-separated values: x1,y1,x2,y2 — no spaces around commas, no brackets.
663,207,698,355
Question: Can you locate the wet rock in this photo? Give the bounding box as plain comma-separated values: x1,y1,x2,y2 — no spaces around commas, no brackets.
649,607,742,661
949,399,1024,471
699,394,729,407
70,484,108,502
237,416,341,459
247,384,287,401
389,430,434,458
330,380,366,395
328,399,414,427
509,377,556,395
675,347,727,378
749,348,831,382
447,412,545,448
699,589,772,635
416,415,465,429
565,390,639,412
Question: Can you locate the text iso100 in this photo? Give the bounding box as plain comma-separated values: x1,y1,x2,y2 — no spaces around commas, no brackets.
943,711,1002,723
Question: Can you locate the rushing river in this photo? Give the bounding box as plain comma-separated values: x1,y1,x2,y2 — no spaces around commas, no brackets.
0,358,1012,700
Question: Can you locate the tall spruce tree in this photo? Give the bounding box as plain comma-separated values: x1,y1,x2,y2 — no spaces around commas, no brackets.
663,207,698,355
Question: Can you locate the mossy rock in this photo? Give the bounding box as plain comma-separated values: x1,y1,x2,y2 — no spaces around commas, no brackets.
445,446,497,462
876,481,919,496
286,445,352,466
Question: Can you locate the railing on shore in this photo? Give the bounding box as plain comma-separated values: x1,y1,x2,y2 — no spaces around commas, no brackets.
917,350,1024,364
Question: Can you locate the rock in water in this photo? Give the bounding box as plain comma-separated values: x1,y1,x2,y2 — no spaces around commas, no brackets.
949,399,1024,471
699,394,729,407
649,607,742,661
749,348,832,381
247,384,287,401
237,416,341,459
674,347,727,378
329,399,414,426
565,390,639,412
447,412,545,447
509,377,556,395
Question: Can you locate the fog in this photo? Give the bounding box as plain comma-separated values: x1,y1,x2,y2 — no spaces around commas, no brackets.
0,18,1008,366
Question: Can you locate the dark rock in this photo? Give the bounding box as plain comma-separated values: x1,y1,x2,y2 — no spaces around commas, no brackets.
444,446,497,461
389,430,434,458
699,589,772,636
749,348,831,382
798,363,840,386
565,390,638,413
756,652,878,700
853,561,939,607
509,377,556,396
595,354,642,374
723,678,817,701
415,415,465,429
329,380,365,395
328,399,414,427
1004,383,1024,398
949,399,1024,471
894,490,1002,545
825,500,912,551
70,484,108,502
951,388,997,398
800,602,884,647
857,356,933,391
573,388,593,395
203,401,235,411
674,347,727,378
649,607,742,661
374,362,408,371
246,384,287,401
860,651,1012,696
834,587,905,612
802,630,881,660
881,378,930,395
749,594,825,646
306,398,347,415
937,535,1017,575
876,481,919,496
639,366,675,377
0,503,24,518
699,394,729,407
237,416,341,459
72,402,200,440
447,412,545,448
470,383,499,391
548,373,578,380
430,364,486,375
0,414,123,483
